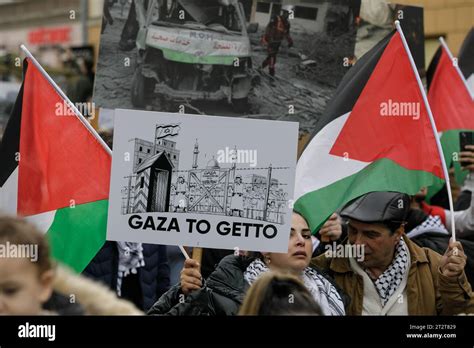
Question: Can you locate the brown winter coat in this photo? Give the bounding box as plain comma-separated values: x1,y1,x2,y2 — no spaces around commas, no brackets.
311,235,474,315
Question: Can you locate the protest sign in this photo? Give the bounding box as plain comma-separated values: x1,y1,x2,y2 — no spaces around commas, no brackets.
107,109,298,252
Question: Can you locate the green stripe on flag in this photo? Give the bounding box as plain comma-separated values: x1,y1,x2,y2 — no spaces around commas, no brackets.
294,158,444,234
426,129,469,202
46,199,108,273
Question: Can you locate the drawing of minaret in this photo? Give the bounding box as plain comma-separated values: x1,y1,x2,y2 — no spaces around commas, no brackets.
192,139,199,169
230,145,237,181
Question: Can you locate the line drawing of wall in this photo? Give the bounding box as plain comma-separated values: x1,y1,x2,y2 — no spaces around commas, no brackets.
121,125,290,225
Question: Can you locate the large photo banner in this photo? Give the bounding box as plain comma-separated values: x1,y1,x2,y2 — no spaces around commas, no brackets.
107,109,299,252
93,0,360,134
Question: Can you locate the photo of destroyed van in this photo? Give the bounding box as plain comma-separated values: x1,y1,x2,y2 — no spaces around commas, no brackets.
131,0,257,111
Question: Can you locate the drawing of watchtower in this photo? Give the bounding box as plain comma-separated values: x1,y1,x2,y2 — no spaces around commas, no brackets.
130,124,180,213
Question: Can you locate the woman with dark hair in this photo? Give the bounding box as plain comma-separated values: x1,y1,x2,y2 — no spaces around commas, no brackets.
147,212,348,316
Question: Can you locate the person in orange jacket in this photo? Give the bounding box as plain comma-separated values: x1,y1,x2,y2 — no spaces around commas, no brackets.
261,6,294,76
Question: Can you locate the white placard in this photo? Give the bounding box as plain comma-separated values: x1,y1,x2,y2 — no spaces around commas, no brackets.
107,109,298,252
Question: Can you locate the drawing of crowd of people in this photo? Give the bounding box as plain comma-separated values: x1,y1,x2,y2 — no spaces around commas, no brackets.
169,173,288,225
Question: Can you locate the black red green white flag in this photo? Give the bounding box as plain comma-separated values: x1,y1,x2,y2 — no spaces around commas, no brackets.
294,30,445,233
459,27,474,93
0,57,111,272
426,35,474,194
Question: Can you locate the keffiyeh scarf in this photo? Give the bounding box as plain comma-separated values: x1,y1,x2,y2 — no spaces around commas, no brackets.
406,215,449,239
116,242,145,296
243,258,345,315
368,238,409,307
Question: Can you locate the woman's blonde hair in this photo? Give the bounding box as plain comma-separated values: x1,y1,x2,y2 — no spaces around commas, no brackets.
238,271,322,316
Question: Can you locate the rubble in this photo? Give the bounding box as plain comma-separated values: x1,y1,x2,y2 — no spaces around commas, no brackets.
94,3,353,135
244,57,333,133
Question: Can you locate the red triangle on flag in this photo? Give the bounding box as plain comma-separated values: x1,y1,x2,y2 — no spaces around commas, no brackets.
18,59,111,216
428,46,474,131
329,32,444,179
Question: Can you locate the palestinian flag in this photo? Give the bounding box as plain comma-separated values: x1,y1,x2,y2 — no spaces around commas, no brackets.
0,59,111,272
294,31,444,232
459,27,474,92
426,36,474,194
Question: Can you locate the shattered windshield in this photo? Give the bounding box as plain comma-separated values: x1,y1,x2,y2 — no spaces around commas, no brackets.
157,0,243,34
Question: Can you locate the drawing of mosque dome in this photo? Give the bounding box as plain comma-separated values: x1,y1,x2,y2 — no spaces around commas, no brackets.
206,157,220,169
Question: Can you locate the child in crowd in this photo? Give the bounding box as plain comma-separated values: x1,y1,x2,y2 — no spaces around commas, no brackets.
0,215,142,315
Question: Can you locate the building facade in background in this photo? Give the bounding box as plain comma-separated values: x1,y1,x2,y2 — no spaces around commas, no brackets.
0,0,97,67
396,0,473,62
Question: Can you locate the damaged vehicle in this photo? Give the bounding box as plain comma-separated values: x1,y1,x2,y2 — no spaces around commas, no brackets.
132,0,257,111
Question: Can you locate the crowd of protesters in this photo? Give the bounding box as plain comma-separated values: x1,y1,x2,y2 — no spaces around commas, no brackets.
2,138,474,316
1,158,474,315
0,0,473,320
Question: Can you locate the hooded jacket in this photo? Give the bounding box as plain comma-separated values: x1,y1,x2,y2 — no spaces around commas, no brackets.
147,255,252,316
147,254,349,316
44,265,143,315
82,241,170,311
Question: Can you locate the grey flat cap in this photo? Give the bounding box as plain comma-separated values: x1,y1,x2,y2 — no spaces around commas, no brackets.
340,191,410,223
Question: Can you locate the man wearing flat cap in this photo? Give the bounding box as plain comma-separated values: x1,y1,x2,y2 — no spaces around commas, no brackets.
311,191,474,315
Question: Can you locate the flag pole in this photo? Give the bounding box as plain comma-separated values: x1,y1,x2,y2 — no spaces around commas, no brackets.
19,45,195,260
19,44,112,157
394,21,456,242
439,37,474,100
179,246,190,260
